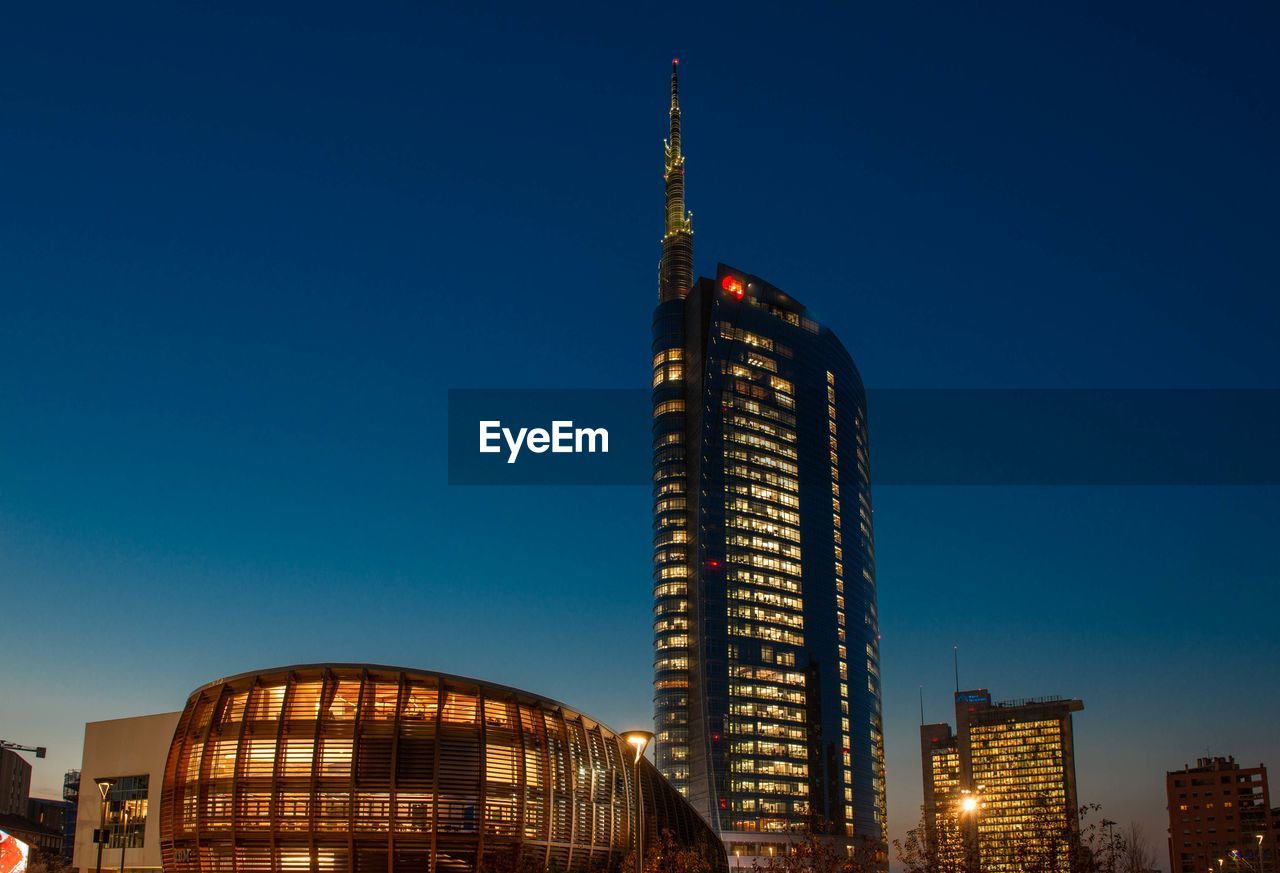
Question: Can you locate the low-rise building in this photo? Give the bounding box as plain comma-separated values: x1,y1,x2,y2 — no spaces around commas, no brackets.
71,712,180,873
1166,756,1276,873
66,665,728,873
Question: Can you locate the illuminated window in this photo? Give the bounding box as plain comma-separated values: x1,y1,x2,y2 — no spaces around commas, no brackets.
102,776,149,848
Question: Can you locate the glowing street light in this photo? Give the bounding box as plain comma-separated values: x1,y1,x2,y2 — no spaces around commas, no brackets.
621,731,654,873
954,789,983,873
623,731,654,765
94,779,116,873
957,788,983,816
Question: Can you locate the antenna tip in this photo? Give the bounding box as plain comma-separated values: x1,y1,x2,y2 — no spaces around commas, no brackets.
672,57,679,66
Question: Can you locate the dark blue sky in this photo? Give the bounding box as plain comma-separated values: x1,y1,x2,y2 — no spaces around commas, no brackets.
2,2,1277,858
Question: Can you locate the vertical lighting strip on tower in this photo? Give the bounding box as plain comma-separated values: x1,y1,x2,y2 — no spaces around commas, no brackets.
722,322,808,833
652,58,693,796
827,370,854,834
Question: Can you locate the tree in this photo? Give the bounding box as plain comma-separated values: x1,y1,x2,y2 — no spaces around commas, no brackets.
1117,823,1157,873
24,852,70,873
894,802,1155,873
622,829,715,873
894,809,970,873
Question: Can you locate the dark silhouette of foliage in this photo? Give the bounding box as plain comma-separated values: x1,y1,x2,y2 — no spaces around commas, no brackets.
744,824,883,873
622,830,716,873
894,802,1158,873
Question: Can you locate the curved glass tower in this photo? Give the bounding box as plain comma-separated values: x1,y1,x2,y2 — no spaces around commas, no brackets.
650,66,886,865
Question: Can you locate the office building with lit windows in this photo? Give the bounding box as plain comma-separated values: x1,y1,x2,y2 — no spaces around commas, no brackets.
919,689,1083,872
650,62,886,863
919,723,965,867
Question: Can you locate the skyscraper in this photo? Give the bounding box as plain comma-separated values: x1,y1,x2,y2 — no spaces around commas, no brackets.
919,689,1084,872
650,61,886,863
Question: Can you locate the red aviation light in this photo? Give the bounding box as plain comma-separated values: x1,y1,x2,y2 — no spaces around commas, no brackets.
706,559,721,569
721,274,746,299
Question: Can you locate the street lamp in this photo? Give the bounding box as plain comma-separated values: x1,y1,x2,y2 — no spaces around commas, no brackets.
1257,834,1265,873
956,789,982,873
117,806,130,873
621,731,654,873
1231,848,1259,873
94,779,116,873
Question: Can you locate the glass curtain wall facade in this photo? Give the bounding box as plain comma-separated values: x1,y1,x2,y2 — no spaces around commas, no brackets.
652,262,886,860
159,665,726,873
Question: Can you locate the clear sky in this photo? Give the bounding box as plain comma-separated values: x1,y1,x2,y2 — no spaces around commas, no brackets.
1,1,1277,863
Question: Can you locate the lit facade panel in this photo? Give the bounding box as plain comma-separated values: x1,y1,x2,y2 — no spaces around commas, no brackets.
159,665,726,873
969,718,1069,868
652,331,692,797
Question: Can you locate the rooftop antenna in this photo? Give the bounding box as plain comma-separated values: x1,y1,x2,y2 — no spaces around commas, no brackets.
953,645,960,693
658,56,693,302
919,686,925,726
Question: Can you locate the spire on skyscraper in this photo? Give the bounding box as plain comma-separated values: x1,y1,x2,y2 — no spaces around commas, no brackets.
659,58,693,302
